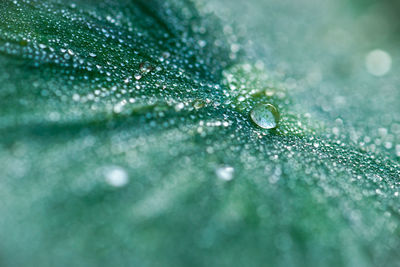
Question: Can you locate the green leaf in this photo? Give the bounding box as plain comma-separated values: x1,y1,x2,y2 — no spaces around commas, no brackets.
1,0,399,266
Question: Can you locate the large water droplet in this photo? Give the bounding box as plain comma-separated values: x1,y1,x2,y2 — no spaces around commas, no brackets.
250,103,280,129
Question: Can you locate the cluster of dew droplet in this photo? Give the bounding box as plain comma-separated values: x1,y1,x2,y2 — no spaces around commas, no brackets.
324,116,400,161
0,0,242,124
1,0,399,196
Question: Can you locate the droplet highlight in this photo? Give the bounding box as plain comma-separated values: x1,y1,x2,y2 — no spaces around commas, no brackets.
104,166,129,187
216,165,234,181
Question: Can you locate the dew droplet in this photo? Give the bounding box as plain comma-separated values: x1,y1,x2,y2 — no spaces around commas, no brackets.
139,61,152,74
237,95,245,102
134,73,142,80
162,51,170,59
250,103,280,129
216,166,234,181
365,49,392,76
174,102,184,111
104,166,129,187
193,100,205,110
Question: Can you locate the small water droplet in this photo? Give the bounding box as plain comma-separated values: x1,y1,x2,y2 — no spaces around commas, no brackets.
72,93,80,101
216,166,234,181
238,95,245,102
193,100,205,110
198,40,207,48
162,51,170,59
174,102,184,111
134,73,142,80
365,49,392,76
139,62,152,74
250,103,280,129
104,166,129,187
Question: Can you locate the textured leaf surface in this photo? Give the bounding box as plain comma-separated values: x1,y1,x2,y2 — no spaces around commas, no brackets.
1,0,400,266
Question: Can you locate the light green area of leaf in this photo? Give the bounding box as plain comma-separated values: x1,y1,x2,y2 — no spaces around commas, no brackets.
0,0,400,266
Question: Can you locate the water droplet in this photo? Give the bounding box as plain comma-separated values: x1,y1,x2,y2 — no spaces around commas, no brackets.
193,100,205,110
238,95,245,102
395,144,400,157
198,40,207,48
104,166,129,187
134,73,142,80
72,93,80,101
162,51,170,59
174,102,184,111
250,103,280,129
216,166,234,181
365,49,392,76
139,62,152,74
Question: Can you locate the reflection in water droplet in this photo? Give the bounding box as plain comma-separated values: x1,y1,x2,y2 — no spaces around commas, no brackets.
250,103,280,129
216,166,234,181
